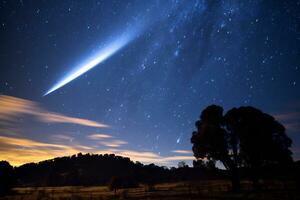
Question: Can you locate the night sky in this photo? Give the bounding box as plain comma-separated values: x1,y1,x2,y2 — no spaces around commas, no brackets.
0,0,300,167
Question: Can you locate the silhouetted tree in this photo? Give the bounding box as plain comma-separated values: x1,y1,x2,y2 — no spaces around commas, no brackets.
191,105,293,191
191,105,240,191
0,161,15,196
224,106,293,190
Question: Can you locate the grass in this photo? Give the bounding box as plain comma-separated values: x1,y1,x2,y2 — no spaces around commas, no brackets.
0,180,298,200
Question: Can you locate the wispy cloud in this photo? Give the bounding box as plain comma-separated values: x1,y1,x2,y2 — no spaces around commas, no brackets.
0,135,91,166
274,112,300,121
96,149,194,165
99,140,128,147
0,95,37,120
161,156,195,162
87,134,128,148
171,150,193,154
87,134,113,140
0,95,109,128
39,113,108,128
50,134,74,142
274,111,300,132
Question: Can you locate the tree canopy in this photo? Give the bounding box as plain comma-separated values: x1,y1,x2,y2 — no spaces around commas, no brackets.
191,105,293,191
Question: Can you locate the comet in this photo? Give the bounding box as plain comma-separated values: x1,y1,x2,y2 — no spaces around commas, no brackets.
44,31,134,96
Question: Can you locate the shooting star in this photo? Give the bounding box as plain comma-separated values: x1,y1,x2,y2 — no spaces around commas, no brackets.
44,32,134,96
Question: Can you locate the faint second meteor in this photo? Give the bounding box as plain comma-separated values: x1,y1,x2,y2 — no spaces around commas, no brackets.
44,32,134,96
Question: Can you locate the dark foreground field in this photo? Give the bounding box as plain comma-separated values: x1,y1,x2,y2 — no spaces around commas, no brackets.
0,180,299,200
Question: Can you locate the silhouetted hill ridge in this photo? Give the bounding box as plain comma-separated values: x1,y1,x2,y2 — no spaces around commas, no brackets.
13,153,213,186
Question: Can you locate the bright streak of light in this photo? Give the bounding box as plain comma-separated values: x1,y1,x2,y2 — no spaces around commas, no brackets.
44,33,133,96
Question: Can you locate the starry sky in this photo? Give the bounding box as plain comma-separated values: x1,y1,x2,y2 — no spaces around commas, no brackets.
0,0,300,167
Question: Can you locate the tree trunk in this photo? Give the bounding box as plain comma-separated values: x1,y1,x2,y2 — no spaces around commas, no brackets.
222,158,241,192
230,133,240,192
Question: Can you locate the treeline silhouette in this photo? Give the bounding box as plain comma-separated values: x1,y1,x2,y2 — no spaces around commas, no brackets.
0,153,221,189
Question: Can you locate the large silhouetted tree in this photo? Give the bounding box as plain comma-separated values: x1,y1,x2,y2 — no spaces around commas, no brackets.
191,105,241,191
191,105,293,192
224,106,293,190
